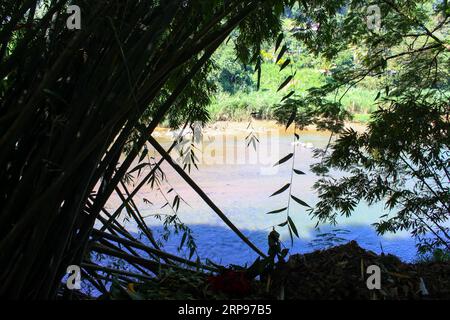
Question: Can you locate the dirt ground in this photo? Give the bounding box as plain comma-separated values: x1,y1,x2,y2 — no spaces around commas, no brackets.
270,241,450,300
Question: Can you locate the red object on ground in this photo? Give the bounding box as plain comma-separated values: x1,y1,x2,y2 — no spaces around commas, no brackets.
207,270,252,296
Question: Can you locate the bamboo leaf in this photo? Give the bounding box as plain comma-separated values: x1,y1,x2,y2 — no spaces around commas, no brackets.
270,183,290,197
256,62,261,90
291,195,311,207
281,90,295,102
279,58,291,71
375,91,381,100
288,216,299,238
278,220,288,227
254,56,262,90
139,147,148,163
293,169,305,175
273,153,293,166
286,108,297,130
160,202,168,209
276,45,287,63
277,75,293,92
129,163,149,174
266,207,288,214
143,198,153,205
288,225,294,246
173,195,180,211
275,33,284,52
180,232,187,248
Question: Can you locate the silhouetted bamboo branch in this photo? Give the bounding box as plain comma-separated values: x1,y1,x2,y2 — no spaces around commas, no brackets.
147,136,267,258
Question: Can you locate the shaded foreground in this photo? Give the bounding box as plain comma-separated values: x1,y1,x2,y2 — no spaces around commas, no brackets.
272,241,450,300
86,241,449,300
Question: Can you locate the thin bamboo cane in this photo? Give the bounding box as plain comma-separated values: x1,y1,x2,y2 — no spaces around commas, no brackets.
91,229,219,272
0,0,266,298
82,262,153,281
147,136,267,258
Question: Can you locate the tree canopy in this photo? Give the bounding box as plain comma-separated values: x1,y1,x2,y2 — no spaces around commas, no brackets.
274,0,449,253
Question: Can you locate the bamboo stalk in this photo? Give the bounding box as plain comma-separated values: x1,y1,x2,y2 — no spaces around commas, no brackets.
147,136,267,258
81,262,153,281
0,0,266,298
91,229,219,272
89,242,201,275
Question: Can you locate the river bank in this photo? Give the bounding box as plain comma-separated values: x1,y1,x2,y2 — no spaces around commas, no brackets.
104,118,425,269
103,241,450,300
204,119,368,134
154,119,368,139
96,119,449,300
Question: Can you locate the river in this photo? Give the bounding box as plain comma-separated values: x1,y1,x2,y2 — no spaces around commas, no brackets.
105,121,421,267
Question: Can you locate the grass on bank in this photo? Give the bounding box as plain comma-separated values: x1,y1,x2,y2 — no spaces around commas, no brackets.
207,63,378,123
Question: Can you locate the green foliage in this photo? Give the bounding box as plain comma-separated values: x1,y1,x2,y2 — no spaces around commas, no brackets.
0,0,293,298
416,248,450,263
211,39,254,94
276,0,450,253
208,14,380,122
